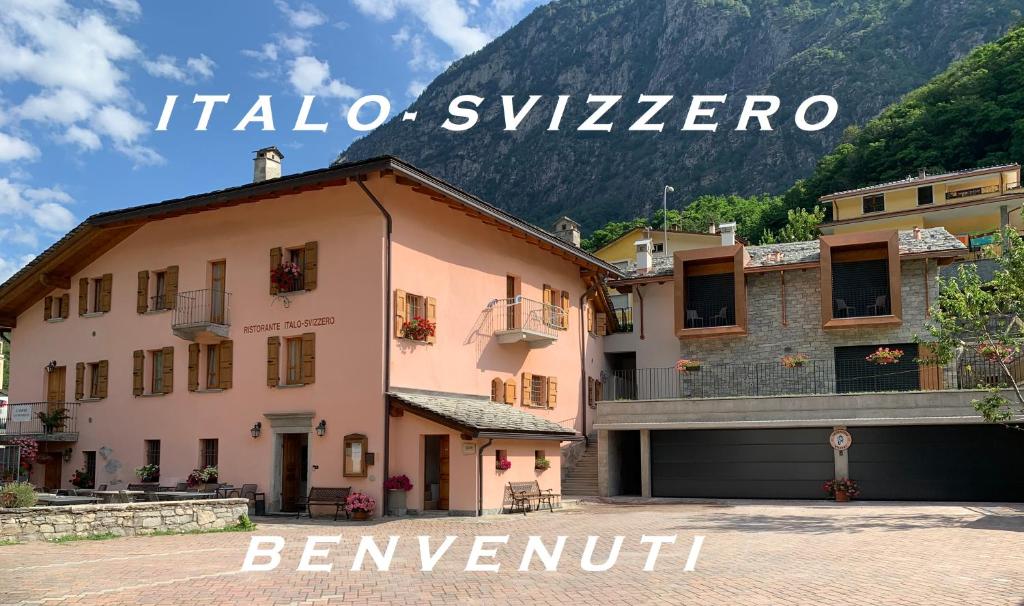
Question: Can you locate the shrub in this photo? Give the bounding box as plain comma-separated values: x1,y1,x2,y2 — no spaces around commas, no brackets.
1,482,38,508
383,475,413,491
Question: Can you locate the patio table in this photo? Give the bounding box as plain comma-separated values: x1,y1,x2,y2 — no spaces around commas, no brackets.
35,495,102,506
91,490,145,503
155,492,217,501
216,486,241,498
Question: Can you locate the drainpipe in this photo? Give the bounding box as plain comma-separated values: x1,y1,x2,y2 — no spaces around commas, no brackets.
356,179,393,515
579,285,597,445
477,438,493,516
635,285,645,340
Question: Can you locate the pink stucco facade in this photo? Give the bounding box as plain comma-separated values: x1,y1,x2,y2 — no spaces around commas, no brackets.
4,169,608,515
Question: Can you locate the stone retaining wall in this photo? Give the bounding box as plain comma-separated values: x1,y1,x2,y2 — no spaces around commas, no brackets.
0,498,249,542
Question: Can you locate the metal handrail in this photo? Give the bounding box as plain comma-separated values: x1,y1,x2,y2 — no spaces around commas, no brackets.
172,289,231,328
486,296,566,337
0,401,80,436
945,184,1001,200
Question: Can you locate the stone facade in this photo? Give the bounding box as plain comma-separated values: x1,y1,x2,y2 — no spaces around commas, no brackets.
0,498,248,542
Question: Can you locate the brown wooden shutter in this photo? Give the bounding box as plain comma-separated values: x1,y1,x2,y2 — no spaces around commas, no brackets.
542,285,552,325
587,377,595,407
587,304,594,333
595,380,603,402
595,312,607,336
490,378,503,402
60,293,70,319
504,379,516,405
137,270,150,314
304,241,318,290
219,340,233,389
521,372,532,406
267,336,280,386
188,343,200,392
165,266,179,310
78,278,88,315
44,296,53,321
99,273,113,312
301,332,316,384
547,376,558,408
75,362,85,400
132,350,144,396
394,289,407,336
560,291,570,329
97,360,109,398
270,247,282,295
425,296,437,344
161,346,174,394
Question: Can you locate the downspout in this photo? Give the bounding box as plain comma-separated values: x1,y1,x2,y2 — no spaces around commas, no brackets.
356,179,393,515
579,284,597,445
477,438,493,516
635,284,645,340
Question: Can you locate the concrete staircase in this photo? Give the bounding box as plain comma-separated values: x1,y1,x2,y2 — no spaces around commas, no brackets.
562,440,599,496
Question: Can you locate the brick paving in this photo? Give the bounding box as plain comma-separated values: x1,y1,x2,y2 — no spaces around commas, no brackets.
1,500,1023,605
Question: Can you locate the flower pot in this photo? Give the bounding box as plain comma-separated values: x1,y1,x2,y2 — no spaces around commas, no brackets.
387,489,408,516
684,365,701,372
835,489,850,503
352,510,369,521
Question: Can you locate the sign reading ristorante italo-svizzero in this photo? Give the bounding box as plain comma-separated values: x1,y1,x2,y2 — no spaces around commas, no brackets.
242,316,336,335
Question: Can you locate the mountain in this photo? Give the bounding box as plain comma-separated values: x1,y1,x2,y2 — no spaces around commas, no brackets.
338,0,1024,232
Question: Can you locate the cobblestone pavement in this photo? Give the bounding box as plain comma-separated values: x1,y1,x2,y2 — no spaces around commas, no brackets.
2,500,1023,605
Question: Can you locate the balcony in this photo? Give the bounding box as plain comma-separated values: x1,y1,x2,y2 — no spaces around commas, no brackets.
0,401,80,442
486,296,563,347
945,184,1001,200
172,289,231,342
610,307,633,334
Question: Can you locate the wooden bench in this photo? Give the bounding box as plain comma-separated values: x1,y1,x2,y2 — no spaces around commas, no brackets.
295,486,351,521
506,481,559,515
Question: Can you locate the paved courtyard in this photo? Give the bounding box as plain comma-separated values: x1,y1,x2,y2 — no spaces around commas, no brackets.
2,500,1023,605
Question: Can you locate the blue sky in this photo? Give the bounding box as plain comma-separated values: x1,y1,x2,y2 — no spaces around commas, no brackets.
0,0,547,280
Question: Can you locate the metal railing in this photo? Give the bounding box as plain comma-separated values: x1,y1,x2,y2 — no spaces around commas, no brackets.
611,307,633,333
485,296,566,338
605,358,1024,401
945,184,1001,200
173,289,231,328
0,401,80,436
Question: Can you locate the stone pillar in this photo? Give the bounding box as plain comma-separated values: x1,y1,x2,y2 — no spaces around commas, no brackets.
597,429,610,497
833,447,849,480
639,429,651,497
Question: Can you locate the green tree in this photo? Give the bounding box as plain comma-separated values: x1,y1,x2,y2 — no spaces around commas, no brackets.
762,206,826,244
923,230,1024,424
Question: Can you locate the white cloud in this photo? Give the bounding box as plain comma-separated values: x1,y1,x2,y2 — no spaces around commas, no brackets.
407,80,427,98
16,89,93,124
98,0,141,17
186,54,215,78
143,53,216,83
31,201,75,231
0,252,37,282
274,0,327,29
0,177,77,235
92,105,147,144
242,43,279,62
114,143,164,167
0,132,40,162
278,34,311,55
61,125,101,150
351,0,490,56
289,56,361,99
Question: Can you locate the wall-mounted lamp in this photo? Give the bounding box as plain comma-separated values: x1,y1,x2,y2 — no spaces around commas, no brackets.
45,360,57,374
62,448,73,462
315,419,327,437
250,422,262,439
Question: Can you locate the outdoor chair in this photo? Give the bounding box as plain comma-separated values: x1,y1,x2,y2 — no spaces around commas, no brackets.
117,490,133,504
241,484,266,515
685,309,703,328
96,484,107,491
866,295,888,315
835,299,855,317
175,482,188,491
710,306,728,326
146,491,161,502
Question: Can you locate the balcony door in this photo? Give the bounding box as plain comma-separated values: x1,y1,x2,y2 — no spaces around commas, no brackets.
46,366,66,414
210,261,226,324
506,275,521,329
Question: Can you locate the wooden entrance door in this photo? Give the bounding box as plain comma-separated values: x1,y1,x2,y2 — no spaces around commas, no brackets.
46,366,66,415
281,433,304,512
210,261,226,324
506,275,521,329
439,435,450,510
43,456,62,491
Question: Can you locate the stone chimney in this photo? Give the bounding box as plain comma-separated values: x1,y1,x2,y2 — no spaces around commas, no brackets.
913,226,922,240
253,146,284,183
635,239,653,273
719,222,737,246
708,222,717,235
553,217,581,247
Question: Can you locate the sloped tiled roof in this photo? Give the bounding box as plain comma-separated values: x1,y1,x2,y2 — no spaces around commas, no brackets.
388,389,576,439
819,164,1019,200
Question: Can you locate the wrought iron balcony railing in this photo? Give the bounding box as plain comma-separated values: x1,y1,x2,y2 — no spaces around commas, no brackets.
0,401,80,439
486,296,565,345
172,289,231,341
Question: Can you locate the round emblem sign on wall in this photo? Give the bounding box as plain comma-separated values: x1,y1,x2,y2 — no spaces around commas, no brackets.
829,428,853,451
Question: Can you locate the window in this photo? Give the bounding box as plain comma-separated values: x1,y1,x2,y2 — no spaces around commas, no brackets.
43,293,70,321
917,186,933,205
862,194,885,214
151,350,164,394
145,439,161,467
199,438,218,469
543,285,569,329
205,344,219,389
92,278,104,313
87,362,100,398
394,290,436,343
285,337,302,385
652,242,665,254
153,271,167,310
835,343,920,393
673,244,747,338
286,247,306,291
83,451,97,489
55,295,68,318
820,232,902,329
267,334,314,387
134,348,172,396
270,242,317,294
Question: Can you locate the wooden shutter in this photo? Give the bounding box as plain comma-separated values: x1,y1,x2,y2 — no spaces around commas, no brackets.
595,380,603,402
304,241,318,290
137,271,149,314
521,372,532,406
219,340,233,389
560,291,570,328
270,247,282,295
542,285,552,325
301,332,316,384
425,296,437,344
99,273,113,312
595,312,607,336
267,336,280,386
587,377,595,407
97,360,109,398
587,304,594,333
547,376,558,408
161,346,174,394
504,379,516,405
188,343,200,392
78,278,88,315
490,378,503,402
132,350,144,396
394,289,407,335
60,293,70,319
75,362,85,400
44,296,53,321
165,266,179,310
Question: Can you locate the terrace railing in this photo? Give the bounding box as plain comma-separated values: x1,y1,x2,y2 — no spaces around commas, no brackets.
0,401,80,438
173,289,230,328
611,307,633,333
945,184,1001,200
486,296,565,340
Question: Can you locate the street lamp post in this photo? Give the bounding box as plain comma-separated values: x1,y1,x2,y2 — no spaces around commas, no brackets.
662,185,675,256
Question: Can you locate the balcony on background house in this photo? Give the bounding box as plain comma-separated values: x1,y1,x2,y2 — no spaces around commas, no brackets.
486,296,563,347
172,289,231,342
610,307,633,334
945,184,1002,200
0,401,80,442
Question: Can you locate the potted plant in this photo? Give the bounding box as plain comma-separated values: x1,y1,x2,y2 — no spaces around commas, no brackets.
977,341,1017,363
70,468,93,489
135,464,160,483
865,347,903,365
496,456,512,471
36,409,69,433
345,492,376,521
383,474,413,516
187,466,219,489
271,261,303,293
675,358,702,373
534,457,551,471
781,353,809,368
401,316,436,342
824,478,860,502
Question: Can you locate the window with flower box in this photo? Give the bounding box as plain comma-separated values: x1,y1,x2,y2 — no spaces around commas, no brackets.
394,289,436,343
199,438,218,469
145,439,161,467
270,242,318,294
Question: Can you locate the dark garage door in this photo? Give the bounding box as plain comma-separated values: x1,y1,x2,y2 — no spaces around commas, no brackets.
848,425,1024,501
651,428,835,499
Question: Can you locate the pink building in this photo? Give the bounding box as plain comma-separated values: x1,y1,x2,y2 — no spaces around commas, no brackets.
0,151,620,515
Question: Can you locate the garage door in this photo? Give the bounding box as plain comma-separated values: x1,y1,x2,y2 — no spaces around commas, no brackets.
651,428,835,499
848,425,1024,501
